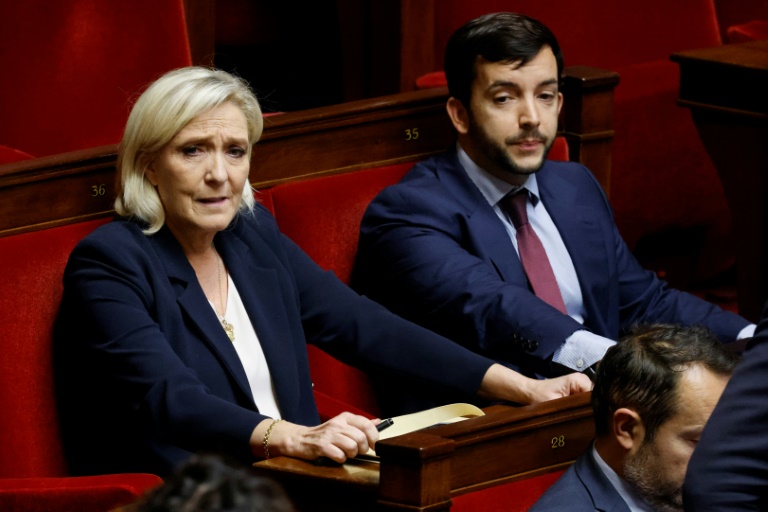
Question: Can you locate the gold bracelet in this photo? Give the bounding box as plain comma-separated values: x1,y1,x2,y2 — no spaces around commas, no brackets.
262,419,283,460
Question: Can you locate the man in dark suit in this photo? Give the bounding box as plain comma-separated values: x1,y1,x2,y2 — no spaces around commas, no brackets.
531,324,739,512
683,307,768,510
352,12,753,386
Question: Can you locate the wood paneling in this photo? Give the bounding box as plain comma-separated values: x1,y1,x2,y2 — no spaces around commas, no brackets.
0,66,616,238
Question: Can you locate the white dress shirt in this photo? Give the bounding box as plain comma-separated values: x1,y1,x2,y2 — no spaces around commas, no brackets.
210,274,282,419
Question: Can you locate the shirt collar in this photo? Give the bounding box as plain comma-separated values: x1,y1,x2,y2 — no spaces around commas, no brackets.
456,143,540,208
592,445,655,512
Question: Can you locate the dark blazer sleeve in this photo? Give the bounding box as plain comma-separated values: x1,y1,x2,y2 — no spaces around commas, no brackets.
271,217,494,398
683,318,768,510
547,164,750,344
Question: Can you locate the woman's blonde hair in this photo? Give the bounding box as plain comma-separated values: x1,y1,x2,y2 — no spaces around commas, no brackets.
115,67,263,234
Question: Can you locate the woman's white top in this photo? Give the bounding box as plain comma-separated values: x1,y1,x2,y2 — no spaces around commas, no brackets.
210,274,282,419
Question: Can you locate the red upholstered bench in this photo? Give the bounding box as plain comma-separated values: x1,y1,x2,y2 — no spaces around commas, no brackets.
0,219,162,511
452,470,565,511
264,162,415,419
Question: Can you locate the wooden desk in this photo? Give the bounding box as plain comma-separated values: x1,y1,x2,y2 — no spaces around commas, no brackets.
253,393,594,511
671,40,768,321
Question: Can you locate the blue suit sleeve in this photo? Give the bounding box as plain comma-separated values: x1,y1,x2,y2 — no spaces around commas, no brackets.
684,322,768,510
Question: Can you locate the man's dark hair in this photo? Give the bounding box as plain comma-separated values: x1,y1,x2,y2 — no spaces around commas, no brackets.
591,324,739,441
138,453,295,512
444,12,564,109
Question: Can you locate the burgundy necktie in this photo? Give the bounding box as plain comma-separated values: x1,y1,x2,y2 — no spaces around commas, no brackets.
502,190,568,314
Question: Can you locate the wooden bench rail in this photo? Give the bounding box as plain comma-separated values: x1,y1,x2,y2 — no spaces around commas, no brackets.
560,66,620,192
253,393,594,511
0,66,617,238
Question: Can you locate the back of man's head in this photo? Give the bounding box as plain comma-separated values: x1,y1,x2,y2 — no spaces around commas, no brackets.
444,12,564,109
591,324,739,441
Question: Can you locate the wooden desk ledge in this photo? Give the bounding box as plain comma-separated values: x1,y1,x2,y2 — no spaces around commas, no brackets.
254,393,594,511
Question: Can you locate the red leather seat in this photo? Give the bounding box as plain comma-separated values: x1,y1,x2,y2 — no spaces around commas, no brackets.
0,219,162,511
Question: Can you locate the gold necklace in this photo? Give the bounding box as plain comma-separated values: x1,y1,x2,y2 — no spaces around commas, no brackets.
214,246,235,342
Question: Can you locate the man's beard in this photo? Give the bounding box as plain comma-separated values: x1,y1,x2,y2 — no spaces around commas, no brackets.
623,440,683,512
468,116,554,176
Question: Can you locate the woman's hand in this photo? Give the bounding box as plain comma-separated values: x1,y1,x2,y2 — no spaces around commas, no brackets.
478,363,592,404
251,412,380,463
525,373,593,403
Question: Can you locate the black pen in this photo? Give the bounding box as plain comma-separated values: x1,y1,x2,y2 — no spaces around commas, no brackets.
376,418,394,432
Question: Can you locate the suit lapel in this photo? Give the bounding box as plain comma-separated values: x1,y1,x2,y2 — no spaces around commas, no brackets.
538,165,611,331
215,226,303,419
437,151,528,286
150,227,255,406
575,448,632,512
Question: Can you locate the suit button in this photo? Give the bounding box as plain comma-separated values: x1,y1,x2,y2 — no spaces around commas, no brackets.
529,341,538,351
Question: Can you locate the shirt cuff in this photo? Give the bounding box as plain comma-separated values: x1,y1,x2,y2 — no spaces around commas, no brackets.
553,330,615,371
738,324,757,340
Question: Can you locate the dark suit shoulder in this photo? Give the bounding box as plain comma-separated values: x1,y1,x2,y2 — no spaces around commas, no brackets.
367,151,487,222
531,451,630,512
530,463,596,511
68,219,156,270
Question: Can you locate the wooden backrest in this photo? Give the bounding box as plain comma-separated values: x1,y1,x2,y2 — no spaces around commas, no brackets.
0,66,617,239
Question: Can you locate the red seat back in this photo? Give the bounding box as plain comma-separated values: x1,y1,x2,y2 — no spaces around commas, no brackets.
269,163,414,417
427,0,721,70
452,470,565,511
0,219,110,477
0,0,191,157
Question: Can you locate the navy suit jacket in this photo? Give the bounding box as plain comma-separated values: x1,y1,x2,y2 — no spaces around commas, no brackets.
55,205,492,476
353,149,748,376
530,449,631,512
684,310,768,510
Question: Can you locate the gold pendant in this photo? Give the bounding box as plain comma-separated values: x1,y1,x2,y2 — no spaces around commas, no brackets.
222,318,235,342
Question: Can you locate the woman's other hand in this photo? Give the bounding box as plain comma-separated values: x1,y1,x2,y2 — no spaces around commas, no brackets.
479,363,592,405
525,372,592,403
251,412,379,463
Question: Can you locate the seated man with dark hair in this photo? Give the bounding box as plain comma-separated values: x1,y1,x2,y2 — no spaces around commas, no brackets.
530,324,739,512
353,12,753,409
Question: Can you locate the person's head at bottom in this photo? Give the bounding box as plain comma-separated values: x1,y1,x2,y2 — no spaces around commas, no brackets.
136,453,295,512
591,324,739,511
